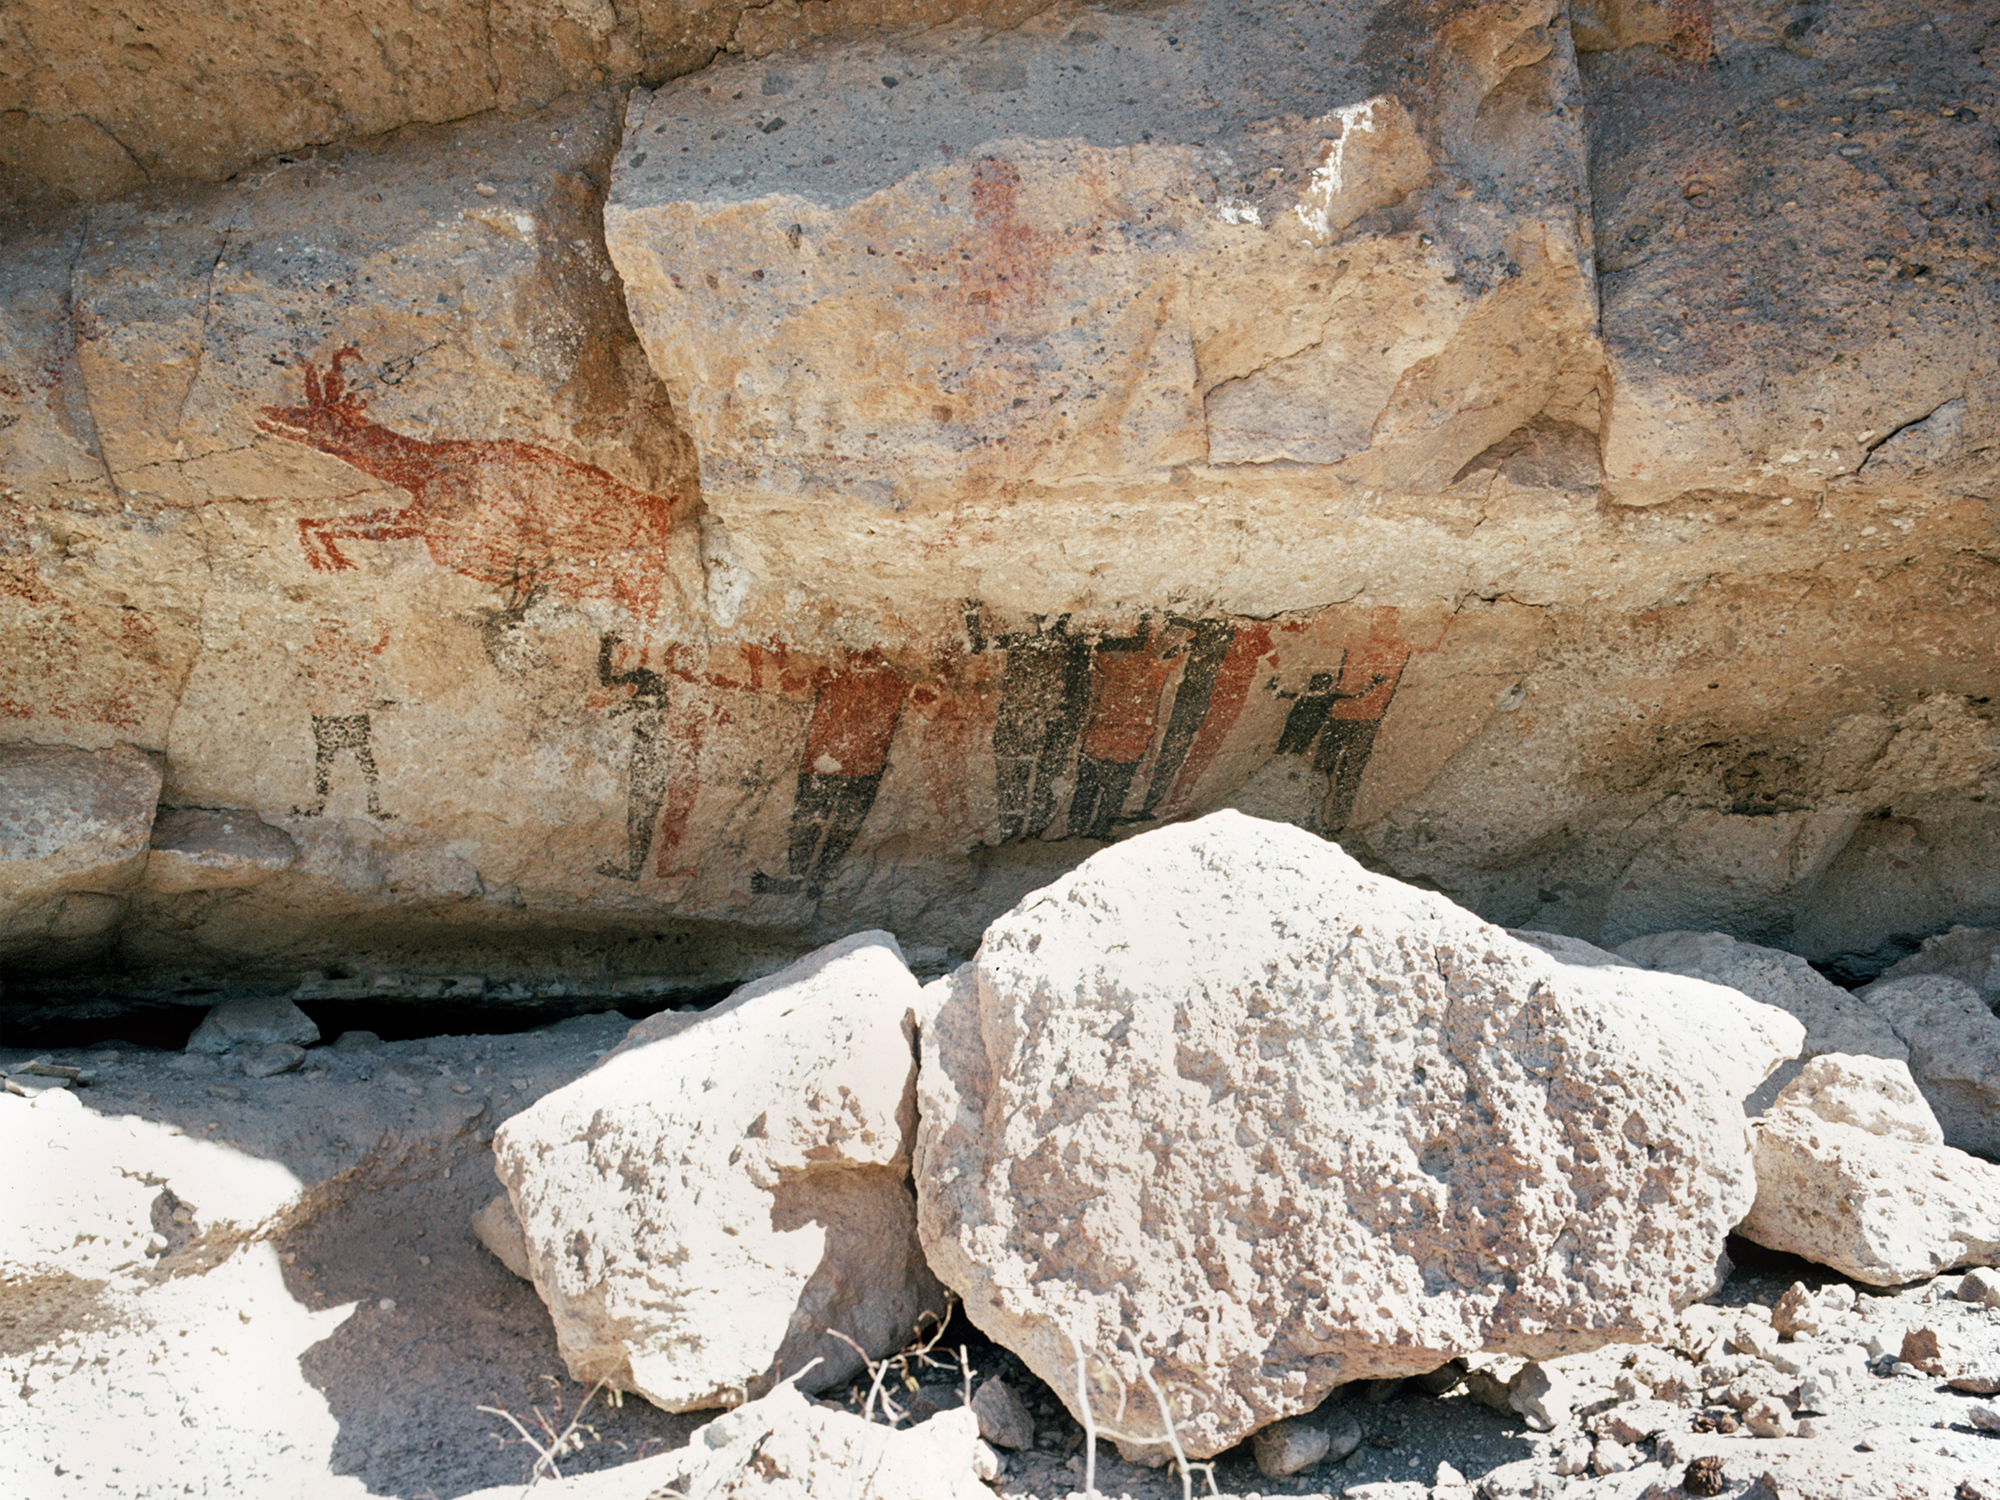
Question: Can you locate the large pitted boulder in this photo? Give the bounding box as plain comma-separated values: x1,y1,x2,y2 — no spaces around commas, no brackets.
1738,1053,2000,1286
1856,974,2000,1159
915,811,1801,1464
0,742,162,963
493,931,947,1411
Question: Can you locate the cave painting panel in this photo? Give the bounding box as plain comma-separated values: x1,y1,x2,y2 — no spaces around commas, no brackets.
593,605,1447,902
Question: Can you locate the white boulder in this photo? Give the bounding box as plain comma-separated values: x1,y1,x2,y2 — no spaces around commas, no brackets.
493,931,946,1411
1615,930,1906,1066
1738,1053,2000,1286
915,812,1797,1463
1855,974,2000,1157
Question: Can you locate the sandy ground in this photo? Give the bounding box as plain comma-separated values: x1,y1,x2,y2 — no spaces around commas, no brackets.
4,1015,1997,1500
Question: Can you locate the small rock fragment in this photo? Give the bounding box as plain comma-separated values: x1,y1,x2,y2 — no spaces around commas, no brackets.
1509,1361,1572,1432
186,995,321,1055
1946,1364,2000,1395
1901,1326,1954,1376
243,1043,305,1078
1252,1414,1330,1478
1683,1454,1727,1496
1966,1402,2000,1434
207,1082,245,1101
1324,1413,1364,1463
1958,1266,2000,1308
1554,1439,1592,1476
1743,1397,1796,1438
1593,1438,1635,1475
970,1378,1036,1452
471,1193,534,1281
1414,1359,1466,1394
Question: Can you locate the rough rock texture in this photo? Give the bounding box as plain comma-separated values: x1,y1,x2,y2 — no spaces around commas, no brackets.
1855,974,2000,1157
1614,930,1905,1065
2,0,1998,999
915,812,1798,1464
0,742,162,963
456,1381,992,1500
1879,925,2000,1011
493,931,946,1411
0,0,1051,213
471,1191,535,1282
1738,1053,2000,1285
140,808,298,894
183,994,323,1054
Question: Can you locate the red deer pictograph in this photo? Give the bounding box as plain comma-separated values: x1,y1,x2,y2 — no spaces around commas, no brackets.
257,348,683,625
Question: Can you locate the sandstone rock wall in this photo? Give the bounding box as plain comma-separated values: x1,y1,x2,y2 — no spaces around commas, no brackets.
2,0,1997,994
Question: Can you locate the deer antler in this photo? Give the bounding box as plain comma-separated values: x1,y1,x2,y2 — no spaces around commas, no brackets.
317,347,368,415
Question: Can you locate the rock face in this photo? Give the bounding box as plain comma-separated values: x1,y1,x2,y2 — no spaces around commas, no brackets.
1855,974,2000,1158
915,811,1797,1463
493,931,946,1410
0,743,162,964
141,808,298,894
1738,1052,2000,1286
2,0,1998,999
0,0,1048,213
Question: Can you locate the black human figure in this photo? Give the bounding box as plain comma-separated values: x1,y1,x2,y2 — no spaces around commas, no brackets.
976,612,1092,844
595,632,672,882
298,714,386,818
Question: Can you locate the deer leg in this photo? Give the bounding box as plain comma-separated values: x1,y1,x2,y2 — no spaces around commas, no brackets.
297,508,426,572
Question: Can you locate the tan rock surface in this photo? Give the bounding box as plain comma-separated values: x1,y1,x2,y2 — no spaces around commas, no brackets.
0,742,162,963
493,931,946,1410
2,0,1997,999
0,0,1051,212
915,811,1796,1464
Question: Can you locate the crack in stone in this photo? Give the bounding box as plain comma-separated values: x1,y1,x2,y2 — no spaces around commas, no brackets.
63,212,125,504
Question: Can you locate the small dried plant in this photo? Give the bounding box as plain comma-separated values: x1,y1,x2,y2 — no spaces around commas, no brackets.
828,1292,975,1428
1064,1327,1219,1500
478,1374,623,1486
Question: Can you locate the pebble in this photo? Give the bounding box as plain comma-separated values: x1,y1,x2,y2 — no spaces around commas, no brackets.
1743,1397,1796,1438
1967,1402,2000,1434
243,1042,305,1078
1958,1267,2000,1309
1591,1439,1634,1476
208,1082,245,1101
1252,1416,1329,1478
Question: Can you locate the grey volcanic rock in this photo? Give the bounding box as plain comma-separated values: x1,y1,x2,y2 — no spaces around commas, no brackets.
0,743,162,963
185,995,322,1055
915,812,1798,1464
142,808,298,894
494,931,947,1411
1880,926,2000,1012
